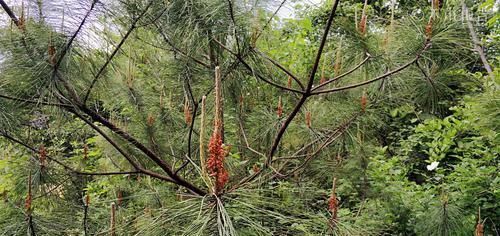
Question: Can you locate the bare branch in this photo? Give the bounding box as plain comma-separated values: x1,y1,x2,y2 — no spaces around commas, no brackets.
76,105,206,195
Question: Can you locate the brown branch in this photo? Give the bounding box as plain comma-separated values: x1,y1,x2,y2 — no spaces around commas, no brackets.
0,131,142,178
213,38,305,94
254,49,304,90
0,94,72,108
464,4,493,77
312,55,371,91
84,1,154,103
155,24,211,68
226,0,241,54
254,0,288,42
232,0,342,188
53,0,98,72
0,0,19,26
305,0,341,93
175,77,199,174
312,41,431,95
76,105,205,195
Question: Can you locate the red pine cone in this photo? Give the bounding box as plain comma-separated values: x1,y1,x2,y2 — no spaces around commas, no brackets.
206,133,229,194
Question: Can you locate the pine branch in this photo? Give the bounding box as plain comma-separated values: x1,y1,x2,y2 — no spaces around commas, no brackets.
84,0,154,103
76,105,206,195
226,0,241,55
0,131,141,177
312,40,431,95
0,0,19,26
312,55,371,91
0,94,72,108
233,0,342,188
53,0,98,73
254,0,288,42
156,24,211,68
213,38,305,93
254,49,304,90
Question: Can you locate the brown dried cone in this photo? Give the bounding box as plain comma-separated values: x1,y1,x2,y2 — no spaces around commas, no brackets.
83,144,89,160
277,96,283,118
184,96,192,125
425,17,433,39
39,145,47,169
328,177,338,229
252,164,260,173
361,90,368,112
84,194,90,207
358,0,369,35
432,0,442,11
110,203,116,236
305,111,312,128
146,113,155,126
287,75,292,88
48,45,56,66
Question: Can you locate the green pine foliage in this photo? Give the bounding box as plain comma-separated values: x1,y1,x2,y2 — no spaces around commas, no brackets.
0,0,498,235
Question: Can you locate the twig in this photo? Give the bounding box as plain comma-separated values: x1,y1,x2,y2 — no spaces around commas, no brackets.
84,0,154,103
312,41,431,95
